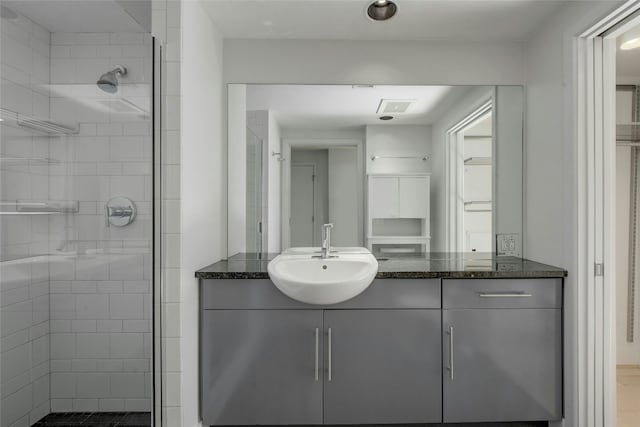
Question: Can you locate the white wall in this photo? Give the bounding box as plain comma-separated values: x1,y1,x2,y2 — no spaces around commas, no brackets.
523,1,624,425
267,112,281,252
180,2,224,427
227,85,246,256
224,39,525,85
365,125,431,175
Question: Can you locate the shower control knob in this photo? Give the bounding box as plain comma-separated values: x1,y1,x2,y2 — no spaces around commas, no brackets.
105,197,137,227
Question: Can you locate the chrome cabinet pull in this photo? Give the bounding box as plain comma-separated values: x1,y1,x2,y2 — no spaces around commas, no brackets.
447,326,454,380
328,327,332,382
314,328,319,381
478,292,532,298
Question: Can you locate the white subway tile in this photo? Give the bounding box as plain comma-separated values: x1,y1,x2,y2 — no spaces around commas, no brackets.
72,398,98,411
71,320,97,333
76,294,109,319
51,373,76,398
97,359,123,372
51,334,76,359
109,294,143,319
97,320,123,333
110,373,145,398
50,398,73,412
76,333,110,358
99,398,124,411
76,373,109,397
97,123,123,136
110,333,144,358
71,359,97,372
123,320,150,333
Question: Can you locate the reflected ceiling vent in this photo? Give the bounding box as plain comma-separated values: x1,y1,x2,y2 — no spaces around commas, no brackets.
376,99,415,115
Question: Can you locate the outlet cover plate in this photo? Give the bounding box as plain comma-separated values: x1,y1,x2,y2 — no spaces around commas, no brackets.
496,233,520,257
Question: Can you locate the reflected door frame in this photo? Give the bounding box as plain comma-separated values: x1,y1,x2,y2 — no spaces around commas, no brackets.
445,96,494,253
281,139,364,250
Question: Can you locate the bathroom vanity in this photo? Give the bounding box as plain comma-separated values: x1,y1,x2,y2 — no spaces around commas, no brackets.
196,253,565,426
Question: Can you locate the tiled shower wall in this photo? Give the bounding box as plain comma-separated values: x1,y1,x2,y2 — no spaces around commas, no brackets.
47,32,153,413
0,14,52,427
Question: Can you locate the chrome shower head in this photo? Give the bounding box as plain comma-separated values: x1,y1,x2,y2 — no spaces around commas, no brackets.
97,65,127,94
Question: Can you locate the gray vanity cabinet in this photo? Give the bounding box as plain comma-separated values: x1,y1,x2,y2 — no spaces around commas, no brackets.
442,278,563,423
201,310,324,425
323,310,441,424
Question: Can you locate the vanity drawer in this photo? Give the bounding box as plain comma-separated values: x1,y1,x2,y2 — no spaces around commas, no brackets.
443,278,562,309
201,278,441,309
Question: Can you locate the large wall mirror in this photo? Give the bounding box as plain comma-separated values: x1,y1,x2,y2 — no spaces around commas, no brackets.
228,84,523,257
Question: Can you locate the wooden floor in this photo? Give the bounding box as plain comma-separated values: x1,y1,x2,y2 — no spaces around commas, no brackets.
618,366,640,427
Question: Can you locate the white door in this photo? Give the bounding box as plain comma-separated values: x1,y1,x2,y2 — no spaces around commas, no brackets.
291,164,315,246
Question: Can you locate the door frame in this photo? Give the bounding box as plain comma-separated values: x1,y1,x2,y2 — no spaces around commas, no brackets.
577,2,640,426
281,139,364,249
445,98,493,253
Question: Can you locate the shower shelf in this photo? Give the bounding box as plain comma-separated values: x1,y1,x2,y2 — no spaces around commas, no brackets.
0,155,60,164
0,200,79,215
0,108,79,135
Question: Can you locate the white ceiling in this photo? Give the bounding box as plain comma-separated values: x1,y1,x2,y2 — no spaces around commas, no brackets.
4,0,148,33
246,84,478,129
201,0,566,41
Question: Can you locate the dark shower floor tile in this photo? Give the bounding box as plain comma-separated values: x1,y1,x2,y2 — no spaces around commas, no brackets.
32,412,151,427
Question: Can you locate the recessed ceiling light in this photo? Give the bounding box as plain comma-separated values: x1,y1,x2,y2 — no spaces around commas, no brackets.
367,0,397,21
380,115,394,121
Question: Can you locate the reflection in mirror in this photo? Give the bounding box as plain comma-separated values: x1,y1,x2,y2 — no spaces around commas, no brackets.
228,85,523,258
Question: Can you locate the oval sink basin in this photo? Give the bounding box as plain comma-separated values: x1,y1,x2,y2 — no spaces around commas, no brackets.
267,250,378,305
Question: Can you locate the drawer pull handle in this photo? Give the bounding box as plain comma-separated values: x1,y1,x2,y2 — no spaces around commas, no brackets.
314,328,319,381
328,327,332,382
446,326,454,380
478,292,532,298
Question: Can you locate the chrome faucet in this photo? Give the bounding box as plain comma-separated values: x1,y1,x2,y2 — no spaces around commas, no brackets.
321,223,334,259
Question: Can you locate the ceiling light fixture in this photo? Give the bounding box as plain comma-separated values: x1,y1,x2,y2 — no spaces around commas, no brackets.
380,116,394,121
366,0,397,21
620,27,640,50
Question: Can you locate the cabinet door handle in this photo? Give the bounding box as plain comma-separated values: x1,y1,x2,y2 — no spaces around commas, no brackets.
446,326,454,381
328,327,332,382
478,292,532,298
314,328,319,381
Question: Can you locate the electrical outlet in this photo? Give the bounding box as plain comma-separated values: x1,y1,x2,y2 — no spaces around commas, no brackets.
496,233,520,257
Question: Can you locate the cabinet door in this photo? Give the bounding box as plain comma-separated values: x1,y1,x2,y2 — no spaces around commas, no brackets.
324,310,441,424
368,176,399,218
443,309,562,423
201,310,323,425
398,176,428,218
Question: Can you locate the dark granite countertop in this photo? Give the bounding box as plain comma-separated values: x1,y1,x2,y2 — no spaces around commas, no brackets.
195,252,567,280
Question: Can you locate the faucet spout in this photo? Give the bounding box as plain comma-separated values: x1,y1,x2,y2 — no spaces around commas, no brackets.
321,223,334,259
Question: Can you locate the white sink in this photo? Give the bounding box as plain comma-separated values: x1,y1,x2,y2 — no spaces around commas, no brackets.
267,249,378,305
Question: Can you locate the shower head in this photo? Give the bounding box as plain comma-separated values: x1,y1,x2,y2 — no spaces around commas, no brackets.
97,66,127,94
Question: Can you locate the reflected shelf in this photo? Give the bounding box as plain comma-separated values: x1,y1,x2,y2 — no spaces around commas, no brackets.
0,155,61,164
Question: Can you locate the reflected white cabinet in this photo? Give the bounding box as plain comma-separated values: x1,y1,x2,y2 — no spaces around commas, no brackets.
367,175,430,253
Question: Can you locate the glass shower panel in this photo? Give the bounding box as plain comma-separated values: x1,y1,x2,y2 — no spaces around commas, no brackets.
0,5,153,425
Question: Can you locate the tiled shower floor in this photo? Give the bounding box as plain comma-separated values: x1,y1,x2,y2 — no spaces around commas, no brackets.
32,412,151,427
